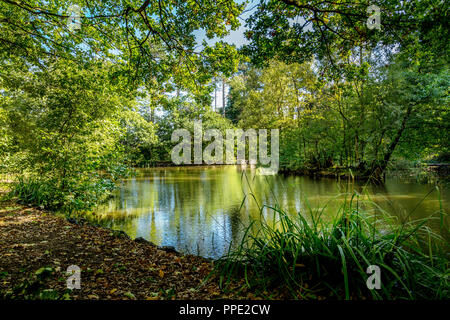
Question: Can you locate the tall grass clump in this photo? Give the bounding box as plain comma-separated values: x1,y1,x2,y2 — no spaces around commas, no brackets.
215,198,449,300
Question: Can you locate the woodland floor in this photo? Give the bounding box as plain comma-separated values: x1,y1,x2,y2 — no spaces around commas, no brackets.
0,200,257,300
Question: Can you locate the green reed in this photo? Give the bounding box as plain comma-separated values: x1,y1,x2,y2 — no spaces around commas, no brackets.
214,195,449,300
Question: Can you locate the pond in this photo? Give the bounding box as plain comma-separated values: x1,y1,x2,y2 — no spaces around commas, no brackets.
93,165,449,259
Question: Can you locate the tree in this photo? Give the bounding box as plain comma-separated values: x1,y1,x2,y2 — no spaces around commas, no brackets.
225,57,449,178
237,0,449,178
243,0,449,71
0,0,244,97
0,59,130,211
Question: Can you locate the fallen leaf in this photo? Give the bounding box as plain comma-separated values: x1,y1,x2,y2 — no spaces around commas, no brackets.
124,292,136,299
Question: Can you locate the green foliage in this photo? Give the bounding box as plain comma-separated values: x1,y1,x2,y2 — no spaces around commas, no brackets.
2,266,71,300
0,1,448,207
0,0,244,98
1,59,130,212
0,1,447,302
226,57,449,177
120,107,158,166
224,0,449,179
11,175,118,212
243,0,449,71
0,107,11,172
215,199,449,299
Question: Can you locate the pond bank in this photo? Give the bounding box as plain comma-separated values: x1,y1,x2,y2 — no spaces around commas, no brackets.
0,201,256,300
279,164,450,183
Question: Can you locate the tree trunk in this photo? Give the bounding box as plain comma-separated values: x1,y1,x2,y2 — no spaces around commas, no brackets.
222,78,226,117
214,80,217,111
369,104,413,180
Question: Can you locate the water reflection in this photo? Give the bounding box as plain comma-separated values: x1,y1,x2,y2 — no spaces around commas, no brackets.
94,166,449,258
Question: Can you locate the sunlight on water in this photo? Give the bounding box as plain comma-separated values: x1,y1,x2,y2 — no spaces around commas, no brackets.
93,166,449,259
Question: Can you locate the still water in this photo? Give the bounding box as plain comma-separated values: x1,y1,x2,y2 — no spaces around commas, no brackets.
94,165,449,258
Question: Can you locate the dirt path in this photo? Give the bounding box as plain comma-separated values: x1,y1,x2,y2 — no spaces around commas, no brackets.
0,201,247,300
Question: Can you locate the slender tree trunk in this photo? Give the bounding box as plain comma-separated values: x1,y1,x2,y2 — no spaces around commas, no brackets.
222,78,226,117
214,79,217,111
370,104,413,179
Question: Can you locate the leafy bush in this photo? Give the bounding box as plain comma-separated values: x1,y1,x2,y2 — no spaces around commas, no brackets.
2,60,132,212
10,172,122,212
